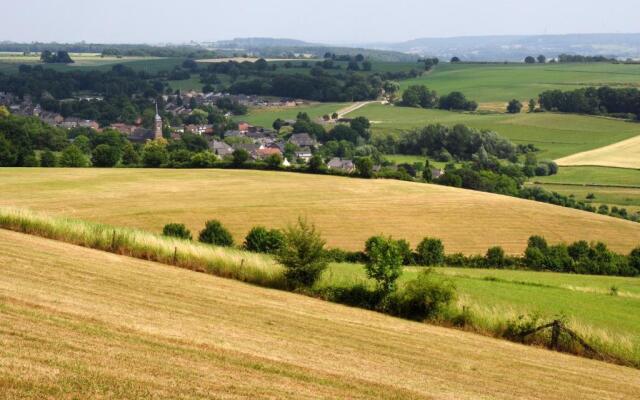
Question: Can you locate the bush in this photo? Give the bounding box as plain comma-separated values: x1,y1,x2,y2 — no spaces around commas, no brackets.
40,150,57,167
386,270,456,320
243,226,285,254
162,223,192,240
142,141,168,167
323,248,366,263
416,237,445,266
507,99,522,113
59,145,88,167
92,144,120,167
629,247,640,276
319,284,381,309
364,236,404,294
276,218,328,288
198,220,234,247
485,246,506,268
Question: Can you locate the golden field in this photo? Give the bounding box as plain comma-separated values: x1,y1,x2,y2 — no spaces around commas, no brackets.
1,229,639,399
556,134,640,169
0,168,639,254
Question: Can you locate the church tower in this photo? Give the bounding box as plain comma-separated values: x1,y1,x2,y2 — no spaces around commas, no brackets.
154,101,163,140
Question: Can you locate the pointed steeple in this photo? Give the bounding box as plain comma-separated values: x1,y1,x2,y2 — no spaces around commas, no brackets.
154,100,162,140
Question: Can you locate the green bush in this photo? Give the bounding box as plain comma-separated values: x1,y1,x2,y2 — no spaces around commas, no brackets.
416,237,445,266
59,145,88,167
162,223,192,240
243,226,285,254
276,218,328,288
198,220,234,247
40,150,57,167
386,269,456,320
485,246,506,268
364,236,404,294
92,144,121,167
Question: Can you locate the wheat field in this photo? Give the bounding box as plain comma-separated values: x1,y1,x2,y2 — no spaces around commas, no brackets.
556,134,640,169
1,168,638,254
1,229,639,399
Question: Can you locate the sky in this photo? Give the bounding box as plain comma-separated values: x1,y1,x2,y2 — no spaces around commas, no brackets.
2,0,639,44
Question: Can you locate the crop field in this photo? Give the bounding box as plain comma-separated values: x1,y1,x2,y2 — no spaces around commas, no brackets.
0,53,183,73
347,103,640,160
532,166,640,213
555,134,640,169
1,168,639,255
234,102,347,127
2,229,640,399
400,63,640,104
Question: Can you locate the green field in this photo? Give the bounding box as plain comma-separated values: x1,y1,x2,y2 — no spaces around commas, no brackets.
321,262,640,362
532,166,640,213
234,102,347,127
167,76,204,92
400,63,640,104
348,103,640,160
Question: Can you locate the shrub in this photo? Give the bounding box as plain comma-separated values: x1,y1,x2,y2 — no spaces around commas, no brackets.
40,150,57,167
232,149,249,166
507,99,522,113
162,223,192,240
92,144,120,167
59,145,88,167
629,247,640,276
416,237,445,266
364,236,404,294
142,141,168,167
198,220,234,247
319,284,381,309
276,218,327,288
323,248,367,263
243,226,285,254
485,246,506,268
386,269,456,320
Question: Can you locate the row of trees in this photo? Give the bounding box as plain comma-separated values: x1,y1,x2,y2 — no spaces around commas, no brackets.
538,86,640,118
401,85,478,111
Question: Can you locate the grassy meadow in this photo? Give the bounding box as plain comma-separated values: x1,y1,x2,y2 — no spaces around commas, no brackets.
233,102,347,127
3,229,639,399
1,168,639,255
347,103,640,160
400,63,640,104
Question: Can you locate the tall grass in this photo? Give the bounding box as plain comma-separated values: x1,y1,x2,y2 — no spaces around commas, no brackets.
0,207,286,288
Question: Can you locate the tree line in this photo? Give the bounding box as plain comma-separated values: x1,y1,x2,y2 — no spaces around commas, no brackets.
538,86,640,119
401,85,478,111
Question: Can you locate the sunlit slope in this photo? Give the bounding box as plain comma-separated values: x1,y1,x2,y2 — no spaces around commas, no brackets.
1,229,639,399
1,168,638,254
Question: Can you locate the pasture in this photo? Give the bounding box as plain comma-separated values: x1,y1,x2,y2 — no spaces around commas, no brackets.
234,102,347,127
400,62,640,104
3,229,638,399
346,102,640,160
0,53,183,73
0,168,638,254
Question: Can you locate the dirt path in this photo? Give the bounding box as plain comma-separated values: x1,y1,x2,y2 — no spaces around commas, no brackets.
335,100,382,118
555,134,640,169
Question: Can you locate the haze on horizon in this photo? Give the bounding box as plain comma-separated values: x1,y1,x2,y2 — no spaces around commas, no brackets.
2,0,639,45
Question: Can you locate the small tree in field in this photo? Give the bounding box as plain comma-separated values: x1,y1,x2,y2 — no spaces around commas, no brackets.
162,223,192,240
198,220,234,246
244,226,285,254
507,99,522,114
528,99,536,113
416,237,445,266
485,246,506,268
364,236,404,295
277,218,327,288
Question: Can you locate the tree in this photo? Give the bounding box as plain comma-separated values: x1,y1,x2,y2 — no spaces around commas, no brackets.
362,60,372,71
355,156,374,178
629,247,640,275
265,153,283,169
524,56,536,64
40,150,57,167
142,140,168,167
232,148,249,166
243,226,285,254
0,134,17,166
355,54,365,62
198,220,234,246
272,118,285,132
485,246,506,268
276,218,327,288
422,159,433,182
331,112,339,120
73,135,91,154
162,223,192,240
121,142,140,166
537,55,547,64
91,144,120,167
59,145,88,167
364,236,404,295
450,57,461,63
506,99,522,114
402,85,438,108
416,237,445,266
528,99,536,113
308,154,326,173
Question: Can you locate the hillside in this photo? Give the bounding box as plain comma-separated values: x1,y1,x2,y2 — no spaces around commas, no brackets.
1,168,639,254
1,228,639,399
555,135,640,169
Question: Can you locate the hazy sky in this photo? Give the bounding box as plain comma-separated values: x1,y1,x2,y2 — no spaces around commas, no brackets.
2,0,639,44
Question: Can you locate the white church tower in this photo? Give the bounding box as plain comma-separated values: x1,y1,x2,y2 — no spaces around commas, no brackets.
154,101,163,140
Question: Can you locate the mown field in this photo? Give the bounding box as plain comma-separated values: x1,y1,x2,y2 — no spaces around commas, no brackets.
1,168,639,254
347,103,640,160
555,134,640,169
2,228,639,399
0,53,183,73
400,63,640,104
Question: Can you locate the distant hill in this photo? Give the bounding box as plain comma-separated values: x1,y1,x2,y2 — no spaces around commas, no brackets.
365,33,640,61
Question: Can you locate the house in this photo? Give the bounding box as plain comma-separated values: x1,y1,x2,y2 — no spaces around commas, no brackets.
78,120,100,130
185,124,214,135
255,147,283,160
295,146,313,162
224,130,246,138
430,167,445,179
39,111,63,126
127,128,156,143
266,141,286,153
237,122,252,132
327,157,355,173
59,117,82,129
210,140,234,157
289,133,316,148
233,143,262,159
110,123,138,135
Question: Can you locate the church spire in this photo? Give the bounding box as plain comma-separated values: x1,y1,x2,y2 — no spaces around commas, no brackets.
153,100,162,140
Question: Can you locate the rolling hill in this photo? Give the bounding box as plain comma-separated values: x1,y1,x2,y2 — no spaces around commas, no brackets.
0,168,638,254
2,228,639,399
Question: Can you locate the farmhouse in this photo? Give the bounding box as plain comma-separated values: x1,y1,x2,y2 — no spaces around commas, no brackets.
210,140,234,157
327,157,355,173
289,133,316,147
